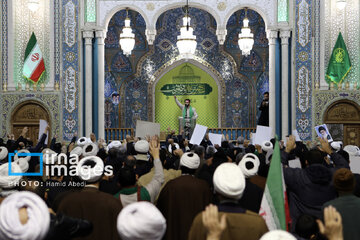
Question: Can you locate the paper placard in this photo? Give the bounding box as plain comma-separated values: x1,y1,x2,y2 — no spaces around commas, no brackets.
253,125,272,145
350,156,360,174
314,124,333,142
39,119,49,143
189,124,208,145
208,133,222,146
288,157,302,168
135,120,161,139
292,130,301,141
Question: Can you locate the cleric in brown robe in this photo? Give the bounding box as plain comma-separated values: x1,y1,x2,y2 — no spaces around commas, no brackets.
57,156,122,240
188,163,268,240
156,152,212,240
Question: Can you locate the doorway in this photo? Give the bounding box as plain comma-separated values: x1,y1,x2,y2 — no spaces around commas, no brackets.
324,100,360,146
11,101,51,145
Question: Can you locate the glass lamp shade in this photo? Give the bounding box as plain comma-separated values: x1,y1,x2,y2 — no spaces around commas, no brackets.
28,0,40,12
177,16,197,55
119,18,135,56
238,17,254,56
336,0,347,10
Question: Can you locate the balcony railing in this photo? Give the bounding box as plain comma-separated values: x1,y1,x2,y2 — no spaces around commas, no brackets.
105,127,256,142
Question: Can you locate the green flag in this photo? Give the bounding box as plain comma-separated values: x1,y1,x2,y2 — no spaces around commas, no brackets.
326,32,351,85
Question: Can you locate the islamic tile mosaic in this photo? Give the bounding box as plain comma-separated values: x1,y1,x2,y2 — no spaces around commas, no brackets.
313,91,360,136
1,0,8,88
295,0,312,141
105,8,268,129
14,0,51,87
62,0,80,141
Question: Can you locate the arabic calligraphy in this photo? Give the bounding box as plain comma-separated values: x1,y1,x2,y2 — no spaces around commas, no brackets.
160,83,213,96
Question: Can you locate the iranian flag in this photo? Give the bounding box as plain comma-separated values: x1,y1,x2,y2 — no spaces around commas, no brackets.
259,139,291,231
23,32,45,83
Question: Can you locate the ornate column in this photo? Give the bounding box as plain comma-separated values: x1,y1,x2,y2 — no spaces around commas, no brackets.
96,30,106,139
267,29,278,136
83,30,94,136
216,28,227,45
280,29,291,139
145,28,156,45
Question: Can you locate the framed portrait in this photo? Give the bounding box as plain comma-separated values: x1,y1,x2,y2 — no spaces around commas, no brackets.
314,124,333,142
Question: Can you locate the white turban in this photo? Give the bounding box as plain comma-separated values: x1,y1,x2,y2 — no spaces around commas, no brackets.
344,145,360,156
0,191,50,240
330,141,342,151
134,140,150,161
213,162,246,200
0,163,22,189
168,143,180,154
42,148,57,164
260,230,296,240
0,147,8,161
262,141,273,152
77,137,91,147
70,146,83,157
15,159,29,173
82,142,99,157
238,153,260,178
14,149,31,162
180,152,200,169
107,141,122,151
117,201,166,240
77,156,104,183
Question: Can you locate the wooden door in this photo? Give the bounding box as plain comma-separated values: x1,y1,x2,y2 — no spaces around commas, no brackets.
324,100,360,145
344,125,360,146
11,101,50,145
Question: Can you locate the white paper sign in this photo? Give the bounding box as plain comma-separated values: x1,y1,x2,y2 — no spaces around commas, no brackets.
292,130,301,141
253,125,272,145
208,133,222,146
190,124,208,145
39,119,49,143
135,120,161,139
350,156,360,174
288,157,302,168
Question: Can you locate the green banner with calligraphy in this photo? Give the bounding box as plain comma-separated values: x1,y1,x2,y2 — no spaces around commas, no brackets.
160,83,213,96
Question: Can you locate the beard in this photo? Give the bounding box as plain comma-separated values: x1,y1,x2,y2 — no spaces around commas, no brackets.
185,104,189,108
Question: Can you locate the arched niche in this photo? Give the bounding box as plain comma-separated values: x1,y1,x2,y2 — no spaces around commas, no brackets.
323,100,360,146
153,62,220,133
11,101,51,145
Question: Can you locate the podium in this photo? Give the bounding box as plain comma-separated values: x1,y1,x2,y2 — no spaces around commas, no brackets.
178,117,196,139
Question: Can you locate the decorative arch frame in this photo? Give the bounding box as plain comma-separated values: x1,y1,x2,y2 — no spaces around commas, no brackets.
148,58,226,127
9,99,52,137
323,99,360,123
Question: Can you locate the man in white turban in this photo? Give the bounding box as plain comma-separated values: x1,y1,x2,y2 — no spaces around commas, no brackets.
157,152,211,240
237,153,264,212
189,162,268,240
117,202,166,240
0,191,50,240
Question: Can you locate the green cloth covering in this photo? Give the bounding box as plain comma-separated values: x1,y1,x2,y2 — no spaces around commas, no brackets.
114,186,151,201
182,106,193,119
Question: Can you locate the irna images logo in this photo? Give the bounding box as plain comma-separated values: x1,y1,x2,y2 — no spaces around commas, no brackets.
8,151,113,179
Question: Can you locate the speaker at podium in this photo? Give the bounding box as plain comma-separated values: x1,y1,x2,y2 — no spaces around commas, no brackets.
178,117,196,139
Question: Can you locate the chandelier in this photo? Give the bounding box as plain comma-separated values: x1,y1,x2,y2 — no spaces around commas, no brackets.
119,8,135,56
176,0,197,56
336,0,347,10
28,0,40,12
238,8,254,56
